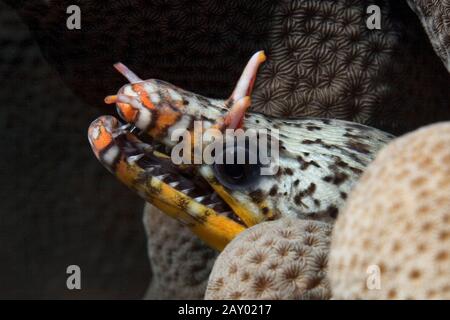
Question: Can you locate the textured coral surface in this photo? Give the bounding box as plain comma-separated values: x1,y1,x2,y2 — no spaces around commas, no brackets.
143,204,217,300
251,0,450,134
329,122,450,299
206,218,332,300
10,0,450,134
407,0,450,71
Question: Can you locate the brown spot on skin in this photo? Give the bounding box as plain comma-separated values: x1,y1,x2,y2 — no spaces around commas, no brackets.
343,132,361,139
306,125,322,131
340,192,347,200
349,167,363,175
302,138,323,145
275,169,283,178
307,183,316,195
323,172,349,185
249,190,265,203
285,168,294,175
269,185,278,196
347,140,371,154
335,159,349,168
313,199,321,207
294,179,300,186
293,183,316,207
298,156,321,170
293,194,307,207
327,205,338,219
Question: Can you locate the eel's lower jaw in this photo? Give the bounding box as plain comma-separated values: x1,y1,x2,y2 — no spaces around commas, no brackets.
88,115,248,251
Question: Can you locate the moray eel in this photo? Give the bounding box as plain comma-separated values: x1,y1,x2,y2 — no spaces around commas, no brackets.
88,51,394,251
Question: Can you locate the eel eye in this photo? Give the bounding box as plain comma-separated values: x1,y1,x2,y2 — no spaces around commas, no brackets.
213,143,261,190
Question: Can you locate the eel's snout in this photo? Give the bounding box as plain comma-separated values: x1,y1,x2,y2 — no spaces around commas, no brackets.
88,115,145,175
88,115,247,251
88,115,121,159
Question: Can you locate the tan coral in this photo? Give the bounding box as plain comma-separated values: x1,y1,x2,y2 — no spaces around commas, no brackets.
329,122,450,299
205,218,333,300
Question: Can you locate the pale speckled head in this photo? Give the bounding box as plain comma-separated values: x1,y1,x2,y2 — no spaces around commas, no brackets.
89,51,394,251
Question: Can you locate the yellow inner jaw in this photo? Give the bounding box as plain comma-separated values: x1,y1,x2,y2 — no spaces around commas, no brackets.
114,150,249,251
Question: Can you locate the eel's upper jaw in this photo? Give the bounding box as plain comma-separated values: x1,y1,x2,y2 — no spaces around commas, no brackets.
88,115,249,251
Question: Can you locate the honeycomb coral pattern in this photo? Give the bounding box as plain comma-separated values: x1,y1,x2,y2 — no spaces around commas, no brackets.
143,204,218,300
205,218,333,300
251,0,450,134
407,0,450,72
9,0,450,135
329,122,450,299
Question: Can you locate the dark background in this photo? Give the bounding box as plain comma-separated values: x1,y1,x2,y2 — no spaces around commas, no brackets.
0,2,149,299
0,0,449,299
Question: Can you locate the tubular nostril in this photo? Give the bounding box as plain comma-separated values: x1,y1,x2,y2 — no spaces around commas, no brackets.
113,62,142,83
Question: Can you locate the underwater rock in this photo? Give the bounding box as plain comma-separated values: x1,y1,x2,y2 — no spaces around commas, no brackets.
329,122,450,299
205,218,332,300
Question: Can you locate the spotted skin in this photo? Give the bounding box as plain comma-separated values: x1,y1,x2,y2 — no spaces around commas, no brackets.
89,51,394,250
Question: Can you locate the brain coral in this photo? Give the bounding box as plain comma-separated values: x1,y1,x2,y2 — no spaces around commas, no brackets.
143,203,218,299
329,122,450,299
205,218,333,300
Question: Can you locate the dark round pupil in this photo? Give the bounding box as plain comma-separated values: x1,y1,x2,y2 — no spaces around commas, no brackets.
223,163,245,180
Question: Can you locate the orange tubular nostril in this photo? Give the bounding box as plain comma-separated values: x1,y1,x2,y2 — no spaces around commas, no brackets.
104,95,118,104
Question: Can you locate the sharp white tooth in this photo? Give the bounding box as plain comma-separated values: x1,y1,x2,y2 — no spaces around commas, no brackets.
155,174,170,180
127,154,144,164
194,196,206,203
129,126,139,134
169,181,180,188
181,188,194,194
119,123,131,131
207,202,221,208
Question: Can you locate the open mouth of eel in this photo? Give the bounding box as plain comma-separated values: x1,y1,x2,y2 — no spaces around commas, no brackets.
88,116,263,251
88,51,271,251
